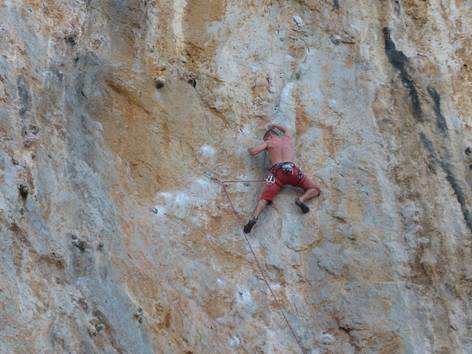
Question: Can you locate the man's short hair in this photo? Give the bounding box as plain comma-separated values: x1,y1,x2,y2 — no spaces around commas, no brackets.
263,128,280,140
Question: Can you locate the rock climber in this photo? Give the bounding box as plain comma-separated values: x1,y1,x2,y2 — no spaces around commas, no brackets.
244,124,321,233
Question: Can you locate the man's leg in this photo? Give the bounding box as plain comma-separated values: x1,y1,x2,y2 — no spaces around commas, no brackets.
243,182,280,233
253,199,269,219
299,187,320,203
295,175,321,214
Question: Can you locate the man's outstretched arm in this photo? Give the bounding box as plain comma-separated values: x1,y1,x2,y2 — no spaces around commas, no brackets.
248,143,267,156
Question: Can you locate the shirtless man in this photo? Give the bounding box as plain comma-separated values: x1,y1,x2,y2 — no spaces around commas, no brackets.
244,124,321,233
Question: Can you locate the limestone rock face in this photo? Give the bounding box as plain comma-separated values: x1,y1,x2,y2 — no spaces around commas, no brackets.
1,1,471,353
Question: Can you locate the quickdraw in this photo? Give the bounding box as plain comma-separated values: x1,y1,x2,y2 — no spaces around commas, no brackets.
265,174,276,184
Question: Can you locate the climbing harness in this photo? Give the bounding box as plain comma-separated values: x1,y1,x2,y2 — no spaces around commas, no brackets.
213,176,307,353
280,162,295,173
271,161,305,181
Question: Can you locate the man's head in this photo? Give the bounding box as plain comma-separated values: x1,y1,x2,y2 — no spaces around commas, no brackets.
263,128,279,141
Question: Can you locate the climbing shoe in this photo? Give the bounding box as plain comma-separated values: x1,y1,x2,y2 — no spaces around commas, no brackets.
295,199,310,214
243,217,257,234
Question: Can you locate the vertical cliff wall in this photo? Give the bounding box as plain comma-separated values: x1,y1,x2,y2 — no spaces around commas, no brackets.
1,1,471,353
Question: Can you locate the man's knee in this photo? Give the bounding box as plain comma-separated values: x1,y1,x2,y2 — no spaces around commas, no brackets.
304,186,320,197
260,183,281,203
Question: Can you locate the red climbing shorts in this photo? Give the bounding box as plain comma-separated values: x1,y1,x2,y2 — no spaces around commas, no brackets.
260,162,320,203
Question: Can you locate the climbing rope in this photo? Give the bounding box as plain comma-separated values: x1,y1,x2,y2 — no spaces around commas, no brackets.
215,177,307,353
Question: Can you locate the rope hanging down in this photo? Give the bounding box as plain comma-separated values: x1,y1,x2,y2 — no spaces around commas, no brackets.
216,178,307,354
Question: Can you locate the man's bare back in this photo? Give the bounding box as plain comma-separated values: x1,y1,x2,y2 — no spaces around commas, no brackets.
266,134,295,164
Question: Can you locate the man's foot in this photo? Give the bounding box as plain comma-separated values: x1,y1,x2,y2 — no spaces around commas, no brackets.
243,217,257,234
295,199,310,214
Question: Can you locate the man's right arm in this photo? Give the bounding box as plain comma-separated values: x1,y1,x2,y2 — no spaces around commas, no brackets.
248,143,267,156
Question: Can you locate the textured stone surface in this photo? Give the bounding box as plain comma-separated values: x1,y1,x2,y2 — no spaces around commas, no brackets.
1,0,471,353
